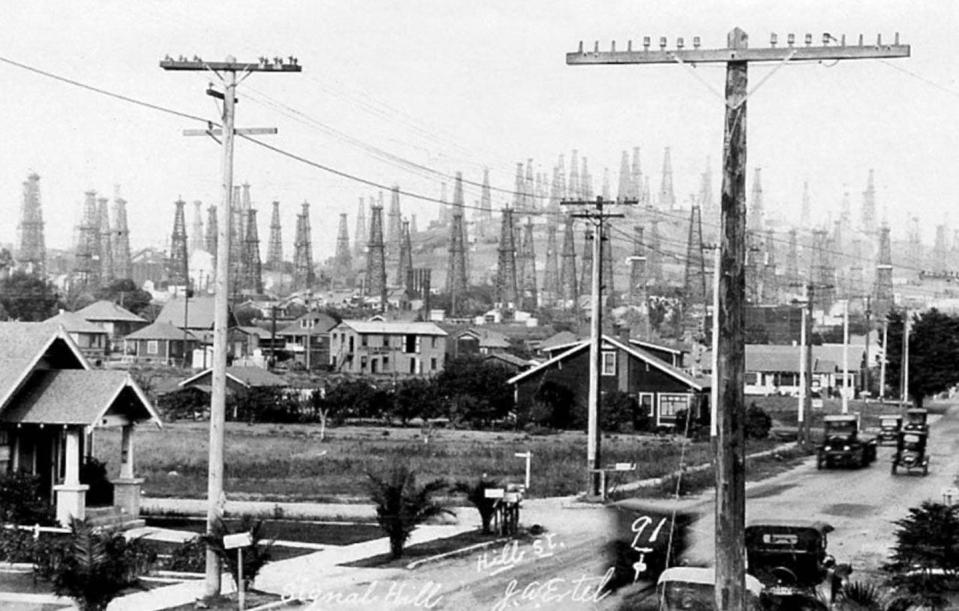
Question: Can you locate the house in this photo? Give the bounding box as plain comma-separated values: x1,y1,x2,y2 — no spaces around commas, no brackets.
329,320,448,375
276,311,339,370
540,330,688,369
448,327,511,358
509,334,709,428
122,321,200,366
0,322,160,526
483,352,533,373
73,300,147,352
154,295,238,335
179,366,287,396
44,311,109,360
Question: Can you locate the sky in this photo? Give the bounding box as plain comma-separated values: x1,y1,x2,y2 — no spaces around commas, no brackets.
0,0,956,260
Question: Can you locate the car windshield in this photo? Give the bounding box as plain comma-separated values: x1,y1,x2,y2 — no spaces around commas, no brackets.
825,422,856,437
660,582,762,610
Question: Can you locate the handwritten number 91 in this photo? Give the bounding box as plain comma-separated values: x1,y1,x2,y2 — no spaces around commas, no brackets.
630,515,667,550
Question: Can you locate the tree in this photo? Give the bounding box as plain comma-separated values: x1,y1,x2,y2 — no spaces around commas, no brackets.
601,390,638,433
367,465,452,558
393,377,441,425
880,308,959,407
884,501,959,609
94,279,152,316
530,378,576,429
0,271,60,321
453,475,501,534
200,515,273,591
435,356,514,427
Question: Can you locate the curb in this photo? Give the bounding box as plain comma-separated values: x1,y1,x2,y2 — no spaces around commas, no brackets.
405,537,509,570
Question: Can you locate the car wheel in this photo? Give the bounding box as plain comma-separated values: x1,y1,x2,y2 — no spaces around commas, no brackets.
923,462,929,476
891,462,897,475
817,455,823,470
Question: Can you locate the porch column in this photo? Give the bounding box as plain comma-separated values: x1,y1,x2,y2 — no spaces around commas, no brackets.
111,424,144,518
53,427,88,527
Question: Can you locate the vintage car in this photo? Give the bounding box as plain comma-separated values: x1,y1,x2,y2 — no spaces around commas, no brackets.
817,414,877,469
903,407,929,432
891,429,929,475
877,414,902,445
656,567,765,610
745,520,850,605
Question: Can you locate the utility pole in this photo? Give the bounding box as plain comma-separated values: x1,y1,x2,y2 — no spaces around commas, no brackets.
842,299,850,414
703,244,720,440
568,29,909,607
798,292,808,447
863,296,872,397
902,310,910,406
879,317,888,401
161,54,300,601
561,196,636,497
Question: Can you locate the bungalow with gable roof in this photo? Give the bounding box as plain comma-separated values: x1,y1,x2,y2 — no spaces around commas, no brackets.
122,321,200,366
73,300,147,352
44,311,109,360
509,334,709,428
0,322,161,526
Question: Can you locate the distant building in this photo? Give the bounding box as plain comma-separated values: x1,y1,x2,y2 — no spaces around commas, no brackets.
276,312,339,370
44,311,109,360
179,366,287,397
330,320,447,375
122,321,200,366
73,300,147,352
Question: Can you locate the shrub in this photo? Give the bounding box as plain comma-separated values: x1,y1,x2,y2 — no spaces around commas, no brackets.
530,380,575,429
34,518,156,611
454,475,502,534
745,403,772,439
601,391,637,433
0,471,55,525
80,457,113,507
367,464,452,558
200,515,274,590
884,501,959,609
166,536,206,572
0,527,36,562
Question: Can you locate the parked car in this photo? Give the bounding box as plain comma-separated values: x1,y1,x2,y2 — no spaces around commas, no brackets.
891,429,929,476
817,414,877,469
877,414,902,445
745,520,850,606
656,567,765,610
903,407,929,432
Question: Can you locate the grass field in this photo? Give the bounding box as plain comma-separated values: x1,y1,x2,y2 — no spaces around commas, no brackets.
751,395,950,434
92,422,780,502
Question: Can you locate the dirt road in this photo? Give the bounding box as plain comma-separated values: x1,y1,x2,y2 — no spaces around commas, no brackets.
303,402,958,610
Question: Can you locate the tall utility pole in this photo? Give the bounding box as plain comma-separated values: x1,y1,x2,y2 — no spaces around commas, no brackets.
902,310,910,406
561,196,635,497
161,54,300,600
863,296,872,396
842,299,850,414
569,29,909,607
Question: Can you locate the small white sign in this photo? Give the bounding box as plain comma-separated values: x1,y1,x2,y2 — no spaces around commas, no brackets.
484,488,505,499
812,398,824,410
614,463,636,471
223,532,253,549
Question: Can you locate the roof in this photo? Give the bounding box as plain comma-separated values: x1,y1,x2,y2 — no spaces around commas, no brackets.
483,353,531,368
629,338,687,355
238,326,273,340
823,414,858,421
276,312,340,336
155,296,231,330
180,366,287,389
537,330,580,352
456,328,511,349
45,311,108,335
124,321,199,342
657,567,763,595
0,322,89,411
745,519,834,534
336,320,447,336
700,344,863,374
507,334,706,390
0,370,160,426
74,300,146,323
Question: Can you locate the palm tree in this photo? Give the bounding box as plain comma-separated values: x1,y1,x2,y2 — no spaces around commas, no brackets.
367,465,452,558
453,475,500,534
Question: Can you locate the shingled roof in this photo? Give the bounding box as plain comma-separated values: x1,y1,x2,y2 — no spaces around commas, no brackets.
45,311,109,335
0,322,88,409
74,300,145,323
124,321,199,342
179,366,287,389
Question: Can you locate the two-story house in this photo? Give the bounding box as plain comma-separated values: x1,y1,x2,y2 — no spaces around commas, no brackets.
329,320,447,375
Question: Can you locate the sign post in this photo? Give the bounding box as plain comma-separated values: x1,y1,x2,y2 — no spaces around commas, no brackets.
223,531,253,610
514,451,532,490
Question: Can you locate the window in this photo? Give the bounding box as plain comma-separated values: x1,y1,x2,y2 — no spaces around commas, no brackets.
744,372,759,385
361,334,368,348
404,334,416,354
147,340,159,355
430,357,438,371
658,394,690,424
601,351,617,376
431,337,437,349
0,430,9,474
382,356,390,372
639,393,655,416
409,358,416,374
360,356,368,372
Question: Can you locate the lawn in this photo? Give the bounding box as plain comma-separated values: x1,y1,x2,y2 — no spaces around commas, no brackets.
92,422,780,502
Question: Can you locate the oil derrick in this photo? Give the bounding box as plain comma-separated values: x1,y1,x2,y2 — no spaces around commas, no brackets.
495,207,519,308
333,213,352,286
293,201,315,290
873,224,894,318
559,215,578,309
366,203,387,309
397,219,413,291
861,170,877,235
568,150,580,200
629,226,647,306
16,173,45,275
204,205,217,259
556,154,567,201
642,176,652,207
547,167,562,215
479,168,492,224
699,161,716,235
601,225,615,309
386,185,402,270
410,214,418,238
933,223,948,274
800,181,812,228
112,196,132,280
812,228,835,311
266,201,283,270
452,172,471,285
658,147,675,210
647,218,663,285
525,160,536,211
748,168,764,233
229,186,244,292
518,218,538,310
579,225,593,297
762,229,779,304
832,218,847,298
73,191,100,290
240,183,253,242
631,147,643,204
168,198,189,287
601,167,611,201
785,228,799,289
848,237,864,299
190,201,204,253
617,151,631,201
97,197,114,286
438,183,450,227
683,205,708,307
242,208,263,294
907,216,922,270
581,157,593,200
353,197,368,262
446,209,468,314
542,221,559,307
512,163,526,210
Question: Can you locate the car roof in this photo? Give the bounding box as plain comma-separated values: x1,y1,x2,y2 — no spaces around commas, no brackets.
880,414,902,419
906,408,927,414
657,567,764,594
823,414,858,421
746,519,834,534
